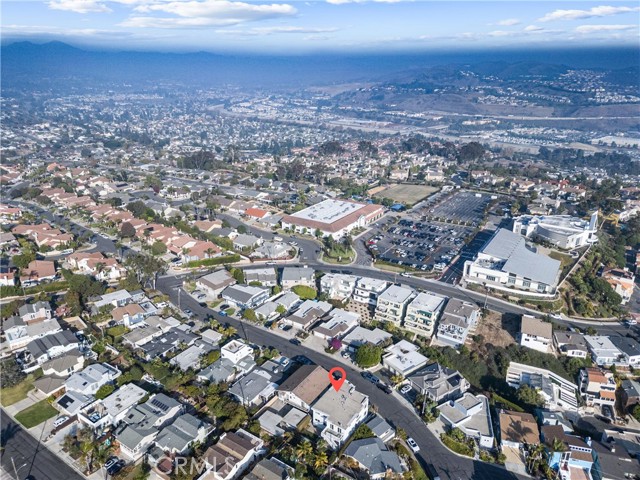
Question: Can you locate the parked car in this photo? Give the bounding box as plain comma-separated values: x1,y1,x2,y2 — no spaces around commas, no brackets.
602,405,614,419
53,416,69,428
104,457,119,471
624,318,637,326
400,384,412,395
218,310,227,317
407,438,420,453
183,309,193,318
289,338,301,346
107,460,125,476
361,372,380,384
376,383,392,394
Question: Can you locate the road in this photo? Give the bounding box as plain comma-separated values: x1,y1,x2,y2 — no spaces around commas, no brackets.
0,409,83,480
157,274,527,480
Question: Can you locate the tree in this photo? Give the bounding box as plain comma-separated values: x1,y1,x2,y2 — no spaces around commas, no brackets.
150,241,167,256
230,268,245,284
632,404,640,422
95,384,115,400
295,440,313,461
13,253,35,269
313,451,328,472
352,423,375,440
120,222,136,239
236,225,247,234
242,308,257,322
355,343,383,368
0,357,26,388
275,304,287,315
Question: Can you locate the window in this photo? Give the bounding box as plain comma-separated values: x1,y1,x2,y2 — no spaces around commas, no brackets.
523,279,531,288
486,275,496,282
508,274,516,285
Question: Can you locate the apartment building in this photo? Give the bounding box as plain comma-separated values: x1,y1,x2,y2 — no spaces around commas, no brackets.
403,291,446,337
373,285,414,325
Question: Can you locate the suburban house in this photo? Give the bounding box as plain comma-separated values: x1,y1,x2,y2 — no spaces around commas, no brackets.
25,330,80,368
518,315,553,353
93,289,132,310
41,349,84,377
541,425,596,480
620,379,640,413
609,336,640,367
435,298,480,348
343,438,403,479
553,331,588,358
506,362,579,411
437,393,494,449
112,303,146,328
342,326,393,353
18,301,53,324
244,458,292,480
78,383,148,430
65,363,121,396
281,266,315,289
584,336,623,366
196,270,236,298
170,343,215,371
311,381,369,449
320,273,358,300
373,285,415,325
601,268,635,304
408,362,469,404
221,284,270,310
3,317,62,351
115,393,183,461
252,242,290,260
352,277,388,306
312,309,360,341
365,415,396,443
499,410,540,451
244,268,278,287
229,368,280,407
277,365,329,412
578,367,617,408
282,299,332,330
383,340,429,376
403,291,446,338
20,260,57,286
200,429,264,480
155,413,213,455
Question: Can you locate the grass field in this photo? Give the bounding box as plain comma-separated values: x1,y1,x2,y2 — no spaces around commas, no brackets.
0,370,42,406
374,184,438,205
15,399,58,428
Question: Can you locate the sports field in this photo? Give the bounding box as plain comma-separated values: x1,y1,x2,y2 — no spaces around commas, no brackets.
375,184,438,205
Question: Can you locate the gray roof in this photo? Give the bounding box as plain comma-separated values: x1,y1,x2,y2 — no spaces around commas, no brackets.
233,233,260,247
245,458,290,480
245,268,277,284
19,301,51,317
366,414,394,439
27,330,78,360
609,336,640,358
409,362,465,398
221,284,268,304
344,438,403,476
155,413,210,452
481,228,561,285
621,379,640,398
197,358,235,383
229,369,277,404
281,267,314,283
3,316,24,329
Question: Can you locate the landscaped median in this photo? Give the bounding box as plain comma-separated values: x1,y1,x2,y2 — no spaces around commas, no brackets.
15,399,58,428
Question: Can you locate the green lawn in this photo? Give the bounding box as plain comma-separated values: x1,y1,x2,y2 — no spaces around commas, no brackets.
0,370,42,406
15,399,58,428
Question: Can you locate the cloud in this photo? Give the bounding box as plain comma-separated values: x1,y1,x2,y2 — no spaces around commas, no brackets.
575,24,637,33
216,26,338,36
539,5,640,22
48,0,111,13
496,18,520,26
326,0,404,4
121,0,297,28
523,25,543,32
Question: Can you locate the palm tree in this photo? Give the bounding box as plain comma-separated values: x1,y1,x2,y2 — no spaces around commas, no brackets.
551,438,567,452
296,440,313,461
313,451,328,471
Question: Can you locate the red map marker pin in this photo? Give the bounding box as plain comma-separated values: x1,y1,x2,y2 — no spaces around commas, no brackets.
328,367,346,392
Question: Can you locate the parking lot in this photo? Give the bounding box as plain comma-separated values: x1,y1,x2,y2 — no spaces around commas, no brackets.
368,218,472,272
421,190,495,226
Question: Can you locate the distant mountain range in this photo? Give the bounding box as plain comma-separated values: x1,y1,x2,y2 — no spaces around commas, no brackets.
2,41,638,91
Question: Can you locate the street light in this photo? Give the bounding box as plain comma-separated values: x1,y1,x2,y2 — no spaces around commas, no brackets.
11,458,28,480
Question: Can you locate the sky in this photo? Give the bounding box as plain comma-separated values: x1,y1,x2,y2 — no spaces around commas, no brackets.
2,1,639,53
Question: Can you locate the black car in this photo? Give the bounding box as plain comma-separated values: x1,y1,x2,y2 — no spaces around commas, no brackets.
108,460,125,476
361,371,380,384
376,382,392,394
289,338,302,346
601,405,614,419
292,355,313,365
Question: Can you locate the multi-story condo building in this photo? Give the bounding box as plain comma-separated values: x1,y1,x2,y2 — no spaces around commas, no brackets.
320,273,358,301
579,367,616,408
373,285,414,325
353,277,388,306
403,292,446,337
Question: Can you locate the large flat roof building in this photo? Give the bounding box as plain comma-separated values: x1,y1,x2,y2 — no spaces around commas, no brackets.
512,212,598,250
464,228,561,296
281,199,383,240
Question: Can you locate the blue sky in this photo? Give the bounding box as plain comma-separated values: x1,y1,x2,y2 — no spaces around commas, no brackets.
2,1,639,52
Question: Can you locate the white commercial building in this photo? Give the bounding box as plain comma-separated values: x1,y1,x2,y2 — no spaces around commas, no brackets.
464,228,561,296
281,199,384,240
512,212,598,250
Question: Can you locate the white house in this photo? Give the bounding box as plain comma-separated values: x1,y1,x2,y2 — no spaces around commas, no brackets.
311,381,369,449
435,298,480,348
383,340,429,376
352,277,388,306
438,393,495,449
506,362,579,411
65,363,121,396
518,315,553,353
312,309,360,340
584,336,623,366
320,273,358,300
221,339,255,365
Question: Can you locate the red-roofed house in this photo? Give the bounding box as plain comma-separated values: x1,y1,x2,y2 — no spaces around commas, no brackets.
20,260,57,286
245,208,269,220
